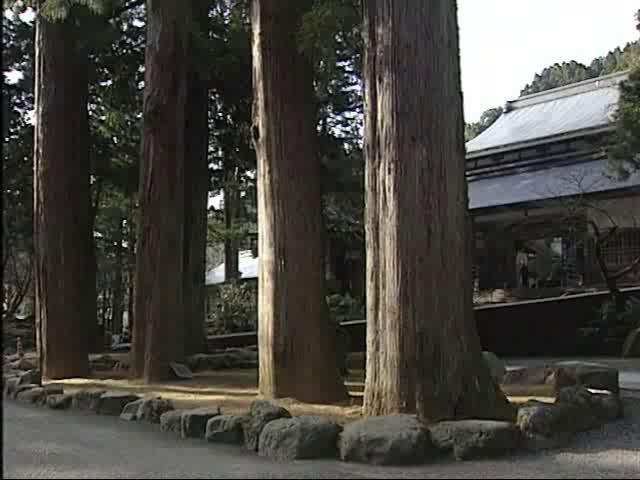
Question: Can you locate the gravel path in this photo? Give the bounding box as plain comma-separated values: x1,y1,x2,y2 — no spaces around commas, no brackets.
3,397,639,479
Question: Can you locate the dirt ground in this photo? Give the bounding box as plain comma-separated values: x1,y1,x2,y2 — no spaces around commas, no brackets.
52,368,365,424
37,352,554,424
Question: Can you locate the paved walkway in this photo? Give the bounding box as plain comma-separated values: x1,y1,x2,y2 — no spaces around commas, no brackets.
4,399,640,479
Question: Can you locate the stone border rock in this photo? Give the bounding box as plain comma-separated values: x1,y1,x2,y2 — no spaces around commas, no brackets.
3,362,629,466
185,348,259,373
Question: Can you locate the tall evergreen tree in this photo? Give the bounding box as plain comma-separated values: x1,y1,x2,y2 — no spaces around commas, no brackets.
362,0,512,421
32,0,109,378
183,0,211,355
133,0,191,381
251,0,347,403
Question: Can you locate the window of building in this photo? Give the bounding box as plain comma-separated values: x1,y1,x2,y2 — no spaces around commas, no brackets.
600,228,640,268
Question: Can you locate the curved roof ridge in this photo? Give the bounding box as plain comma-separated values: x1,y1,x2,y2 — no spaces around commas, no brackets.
506,70,629,111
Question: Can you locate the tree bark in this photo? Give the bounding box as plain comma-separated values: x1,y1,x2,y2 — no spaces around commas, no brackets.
362,0,512,421
111,211,125,335
87,179,102,352
127,240,135,335
251,0,347,403
182,0,210,356
33,5,91,379
133,0,190,381
223,168,241,281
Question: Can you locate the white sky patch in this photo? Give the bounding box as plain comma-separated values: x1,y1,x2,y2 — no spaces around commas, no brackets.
208,193,222,210
458,0,639,122
19,8,34,23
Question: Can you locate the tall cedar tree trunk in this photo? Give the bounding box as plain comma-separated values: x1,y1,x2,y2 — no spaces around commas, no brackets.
251,0,347,403
362,0,513,421
182,0,210,355
223,171,241,281
33,6,91,379
111,211,124,335
133,0,190,381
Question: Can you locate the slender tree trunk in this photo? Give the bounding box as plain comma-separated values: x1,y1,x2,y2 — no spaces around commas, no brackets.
127,250,135,335
33,6,90,379
224,167,240,281
133,0,190,381
87,180,102,352
100,286,109,328
1,205,8,318
112,211,124,335
182,0,210,356
251,0,347,403
363,0,512,421
126,228,135,335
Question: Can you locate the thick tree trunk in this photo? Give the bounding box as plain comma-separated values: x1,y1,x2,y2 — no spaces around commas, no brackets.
33,7,90,379
133,0,190,382
251,0,347,403
112,211,124,335
182,0,210,356
362,0,512,422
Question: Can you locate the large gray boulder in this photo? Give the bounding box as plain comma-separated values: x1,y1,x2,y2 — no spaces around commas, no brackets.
553,361,620,394
4,377,20,398
205,415,247,445
12,383,40,400
186,354,231,372
556,386,623,422
502,362,620,395
139,398,175,423
8,358,36,371
71,390,106,411
482,352,507,384
243,400,292,452
339,415,432,466
502,366,556,386
94,391,140,415
120,399,145,421
120,398,175,423
517,401,582,450
429,420,520,461
16,386,45,404
258,416,342,461
160,410,186,434
181,407,222,439
18,369,41,386
47,394,73,410
43,384,64,396
225,348,258,362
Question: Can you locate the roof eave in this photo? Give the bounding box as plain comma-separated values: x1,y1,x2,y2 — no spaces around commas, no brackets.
465,124,614,160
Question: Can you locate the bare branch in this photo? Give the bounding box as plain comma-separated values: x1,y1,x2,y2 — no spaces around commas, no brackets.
587,219,601,239
611,256,640,281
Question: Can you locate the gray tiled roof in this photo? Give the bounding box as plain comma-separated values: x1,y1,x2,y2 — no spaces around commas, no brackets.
466,72,628,156
468,159,640,210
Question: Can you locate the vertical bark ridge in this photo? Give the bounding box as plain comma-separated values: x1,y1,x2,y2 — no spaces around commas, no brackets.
252,0,347,403
363,0,513,421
